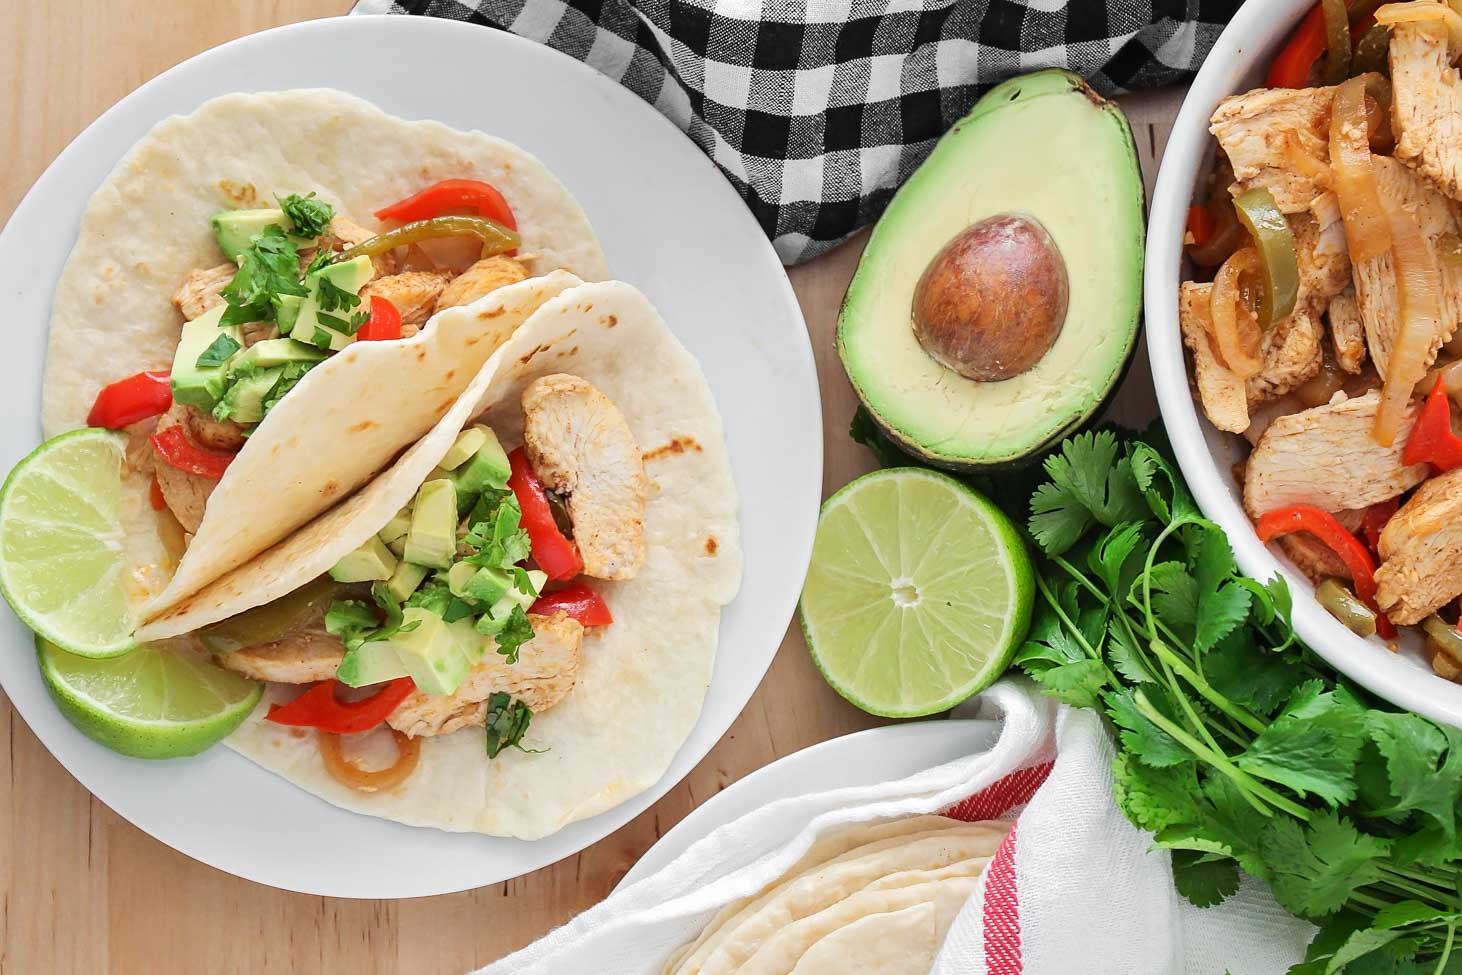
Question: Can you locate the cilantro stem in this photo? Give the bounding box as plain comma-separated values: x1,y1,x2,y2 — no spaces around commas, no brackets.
1132,689,1311,820
1372,872,1456,909
1033,574,1111,676
1144,637,1267,737
1434,922,1456,974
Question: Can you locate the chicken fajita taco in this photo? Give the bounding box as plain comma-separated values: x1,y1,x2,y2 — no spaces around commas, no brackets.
135,280,742,838
40,88,607,624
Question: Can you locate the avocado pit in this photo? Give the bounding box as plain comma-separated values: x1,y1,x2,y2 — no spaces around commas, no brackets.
910,214,1069,382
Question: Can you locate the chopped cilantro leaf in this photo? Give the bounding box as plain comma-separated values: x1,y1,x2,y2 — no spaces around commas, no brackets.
221,223,308,326
195,333,241,369
316,275,361,314
485,692,540,759
278,192,334,239
493,605,534,664
311,326,335,350
324,599,380,652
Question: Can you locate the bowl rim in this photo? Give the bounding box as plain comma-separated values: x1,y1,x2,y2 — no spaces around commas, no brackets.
1144,0,1462,727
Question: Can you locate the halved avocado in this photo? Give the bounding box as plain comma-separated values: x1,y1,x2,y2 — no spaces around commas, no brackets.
837,69,1145,470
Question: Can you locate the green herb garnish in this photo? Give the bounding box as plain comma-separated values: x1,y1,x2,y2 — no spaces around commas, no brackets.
310,326,335,350
493,605,534,665
195,333,241,369
220,224,308,327
278,192,334,239
1011,429,1462,973
485,692,538,759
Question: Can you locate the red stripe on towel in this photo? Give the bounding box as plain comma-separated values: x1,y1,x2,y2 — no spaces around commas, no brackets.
942,762,1052,822
983,822,1023,974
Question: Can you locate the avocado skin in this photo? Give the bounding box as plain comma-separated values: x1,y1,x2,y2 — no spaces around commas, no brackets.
836,69,1147,472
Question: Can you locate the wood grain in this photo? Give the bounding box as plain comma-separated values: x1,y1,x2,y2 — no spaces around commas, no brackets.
0,2,1180,970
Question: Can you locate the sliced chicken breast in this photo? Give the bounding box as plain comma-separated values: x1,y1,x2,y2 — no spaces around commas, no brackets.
360,270,453,335
1376,468,1462,625
1328,288,1367,374
1180,282,1250,434
1243,391,1429,516
387,612,585,738
1210,83,1337,212
434,256,528,313
151,405,216,533
1390,20,1462,201
218,627,346,684
173,264,235,322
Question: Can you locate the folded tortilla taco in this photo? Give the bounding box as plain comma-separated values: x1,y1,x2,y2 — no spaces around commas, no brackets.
40,88,607,620
136,280,741,838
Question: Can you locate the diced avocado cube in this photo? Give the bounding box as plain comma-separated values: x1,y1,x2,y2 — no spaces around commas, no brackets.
214,365,284,425
213,208,290,262
335,639,408,688
288,255,375,352
389,607,474,695
231,337,326,371
329,534,398,583
447,563,511,604
379,506,414,557
447,617,488,663
404,479,458,570
384,560,430,604
454,427,513,496
477,569,547,634
275,294,304,334
170,304,245,409
439,427,489,472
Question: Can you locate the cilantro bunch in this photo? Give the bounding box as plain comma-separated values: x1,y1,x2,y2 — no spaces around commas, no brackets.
1012,431,1462,974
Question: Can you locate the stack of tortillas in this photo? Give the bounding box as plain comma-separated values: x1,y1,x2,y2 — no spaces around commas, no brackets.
665,815,1007,975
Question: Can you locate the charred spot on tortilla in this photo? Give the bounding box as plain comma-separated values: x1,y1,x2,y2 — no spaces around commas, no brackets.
436,397,454,414
218,179,258,206
644,436,702,461
519,344,551,366
477,307,506,320
321,479,339,497
348,420,377,433
444,369,456,381
705,536,718,555
415,347,427,361
604,315,618,328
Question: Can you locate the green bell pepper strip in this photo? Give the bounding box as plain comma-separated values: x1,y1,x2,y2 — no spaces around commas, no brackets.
336,215,521,265
1232,187,1300,331
1321,0,1352,83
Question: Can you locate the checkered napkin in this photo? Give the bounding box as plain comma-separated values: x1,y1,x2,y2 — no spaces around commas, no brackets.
466,678,1314,975
351,0,1239,263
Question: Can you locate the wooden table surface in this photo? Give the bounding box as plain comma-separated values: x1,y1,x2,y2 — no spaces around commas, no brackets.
0,2,1183,970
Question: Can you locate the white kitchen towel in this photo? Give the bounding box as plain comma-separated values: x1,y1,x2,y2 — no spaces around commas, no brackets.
472,678,1314,975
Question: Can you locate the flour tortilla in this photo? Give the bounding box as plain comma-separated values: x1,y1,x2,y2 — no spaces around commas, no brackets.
691,827,1004,975
669,817,977,975
42,88,607,614
789,902,941,975
172,281,740,837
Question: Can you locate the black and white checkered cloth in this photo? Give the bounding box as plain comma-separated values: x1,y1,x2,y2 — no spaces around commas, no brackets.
354,0,1239,263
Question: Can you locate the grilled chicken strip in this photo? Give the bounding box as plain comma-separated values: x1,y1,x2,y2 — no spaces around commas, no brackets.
173,263,235,322
151,405,216,533
182,404,247,452
1210,82,1341,212
1353,157,1462,377
1275,507,1365,583
1243,391,1429,517
360,270,453,336
1376,468,1462,625
1180,283,1249,434
218,627,346,683
1390,21,1462,202
1327,288,1367,374
434,256,528,313
387,612,584,738
1293,194,1351,306
1179,282,1323,434
522,374,647,580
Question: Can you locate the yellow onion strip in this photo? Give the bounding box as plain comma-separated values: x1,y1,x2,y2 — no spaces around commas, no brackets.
1283,132,1333,188
1330,76,1393,265
1375,2,1462,60
1376,204,1445,445
1209,248,1265,379
318,727,421,793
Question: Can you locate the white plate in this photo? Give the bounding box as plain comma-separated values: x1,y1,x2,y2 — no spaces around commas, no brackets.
0,16,821,897
1145,0,1462,726
618,719,1000,888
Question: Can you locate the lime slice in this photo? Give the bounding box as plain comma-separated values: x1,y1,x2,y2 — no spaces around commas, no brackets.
38,637,262,759
0,429,135,657
799,468,1034,717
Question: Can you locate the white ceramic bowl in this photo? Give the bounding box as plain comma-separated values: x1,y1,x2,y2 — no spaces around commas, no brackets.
1146,0,1462,726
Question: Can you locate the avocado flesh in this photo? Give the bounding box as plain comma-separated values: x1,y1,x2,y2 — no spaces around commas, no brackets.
329,534,398,583
215,364,284,425
404,479,458,569
171,304,245,409
837,69,1144,469
288,256,374,352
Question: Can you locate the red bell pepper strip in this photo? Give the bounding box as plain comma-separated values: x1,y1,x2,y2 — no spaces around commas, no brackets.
1360,498,1398,557
356,296,403,342
1267,4,1327,89
1187,205,1216,248
1402,375,1462,472
265,678,416,735
149,477,166,511
1256,504,1394,638
507,447,583,581
87,370,173,429
149,424,237,480
531,582,613,626
373,179,518,230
